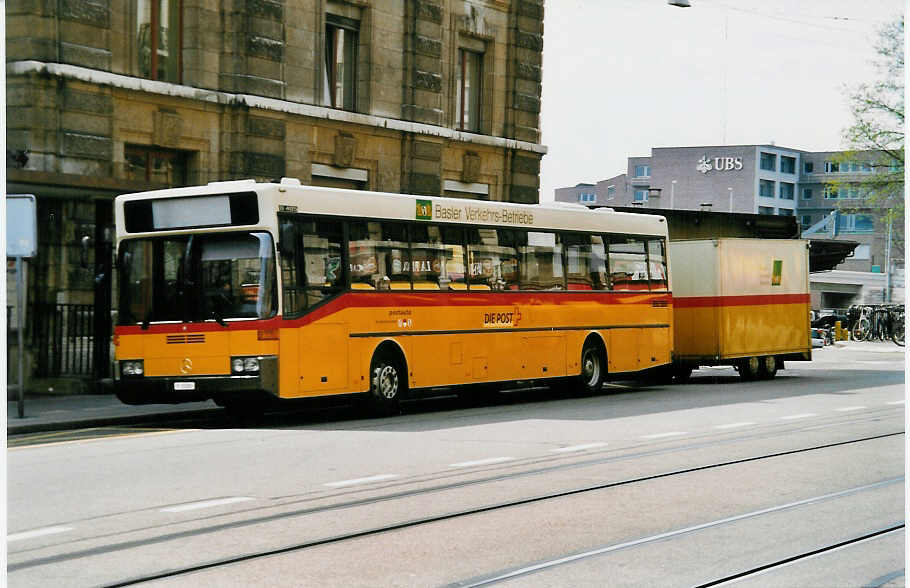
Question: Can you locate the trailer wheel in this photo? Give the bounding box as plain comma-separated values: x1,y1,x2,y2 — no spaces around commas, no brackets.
737,357,761,381
759,356,778,380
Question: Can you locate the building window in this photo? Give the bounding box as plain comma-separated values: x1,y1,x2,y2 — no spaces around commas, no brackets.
456,49,483,132
840,214,875,233
800,214,813,230
780,156,796,174
760,152,777,171
325,15,359,111
759,179,775,197
125,145,189,185
831,161,873,173
778,208,794,216
606,185,616,198
779,182,795,200
804,161,814,173
802,187,813,200
758,206,775,215
633,189,649,202
633,165,650,178
578,193,596,203
824,186,840,199
137,0,182,82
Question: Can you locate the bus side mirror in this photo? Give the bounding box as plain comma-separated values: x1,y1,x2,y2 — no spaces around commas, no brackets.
278,220,297,257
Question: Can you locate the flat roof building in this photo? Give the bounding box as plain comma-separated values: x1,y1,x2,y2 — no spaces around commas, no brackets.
556,144,904,307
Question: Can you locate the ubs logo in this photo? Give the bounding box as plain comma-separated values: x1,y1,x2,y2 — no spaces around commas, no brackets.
697,155,743,174
181,358,193,374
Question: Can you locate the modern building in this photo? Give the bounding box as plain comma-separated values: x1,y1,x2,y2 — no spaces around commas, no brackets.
556,144,904,308
6,0,546,391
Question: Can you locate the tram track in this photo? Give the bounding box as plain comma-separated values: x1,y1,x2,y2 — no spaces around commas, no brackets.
18,430,895,587
8,413,901,561
694,524,905,588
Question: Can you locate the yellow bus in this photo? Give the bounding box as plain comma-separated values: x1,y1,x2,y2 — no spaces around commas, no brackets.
113,179,672,415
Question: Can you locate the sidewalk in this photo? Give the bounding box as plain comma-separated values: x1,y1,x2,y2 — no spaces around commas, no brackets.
5,340,903,436
6,394,220,436
831,340,906,353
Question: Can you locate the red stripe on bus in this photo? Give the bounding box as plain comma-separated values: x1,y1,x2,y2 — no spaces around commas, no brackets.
114,291,674,335
674,293,810,308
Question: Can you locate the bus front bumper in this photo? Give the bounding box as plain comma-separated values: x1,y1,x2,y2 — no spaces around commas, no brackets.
114,357,278,405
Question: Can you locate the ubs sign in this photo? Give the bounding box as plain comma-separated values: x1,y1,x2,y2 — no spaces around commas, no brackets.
697,155,743,174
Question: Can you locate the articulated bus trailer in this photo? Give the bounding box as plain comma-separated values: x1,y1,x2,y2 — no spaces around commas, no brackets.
668,238,812,382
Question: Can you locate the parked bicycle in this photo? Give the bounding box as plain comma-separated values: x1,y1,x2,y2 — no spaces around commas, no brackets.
846,304,905,346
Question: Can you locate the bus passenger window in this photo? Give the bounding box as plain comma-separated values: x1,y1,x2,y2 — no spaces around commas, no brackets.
410,224,443,289
466,228,500,290
591,235,608,290
563,233,595,291
348,221,382,289
440,226,466,290
648,238,669,291
495,229,522,290
301,219,342,307
521,231,564,290
609,237,649,291
374,222,409,290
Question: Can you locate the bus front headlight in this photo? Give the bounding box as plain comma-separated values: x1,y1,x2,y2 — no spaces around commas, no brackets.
121,360,144,376
231,357,260,374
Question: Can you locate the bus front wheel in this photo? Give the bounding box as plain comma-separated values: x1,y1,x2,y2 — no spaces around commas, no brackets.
369,353,405,415
573,341,606,396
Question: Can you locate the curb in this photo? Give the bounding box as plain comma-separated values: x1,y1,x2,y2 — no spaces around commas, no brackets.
7,408,221,436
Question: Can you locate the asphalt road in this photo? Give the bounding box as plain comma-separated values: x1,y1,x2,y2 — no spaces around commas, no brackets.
7,345,905,587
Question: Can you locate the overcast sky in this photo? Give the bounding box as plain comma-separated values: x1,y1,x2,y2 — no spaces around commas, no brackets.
539,0,905,201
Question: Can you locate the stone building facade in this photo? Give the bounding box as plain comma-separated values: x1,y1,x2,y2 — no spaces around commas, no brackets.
6,0,546,387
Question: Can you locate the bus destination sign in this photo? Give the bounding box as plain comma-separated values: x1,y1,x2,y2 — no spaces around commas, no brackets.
415,199,534,226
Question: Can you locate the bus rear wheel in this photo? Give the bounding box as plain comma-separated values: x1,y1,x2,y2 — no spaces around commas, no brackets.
572,341,606,396
368,353,405,416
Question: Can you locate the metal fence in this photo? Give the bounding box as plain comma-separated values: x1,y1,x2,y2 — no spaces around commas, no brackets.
31,303,96,377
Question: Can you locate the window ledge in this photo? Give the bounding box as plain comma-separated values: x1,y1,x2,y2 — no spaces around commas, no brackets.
8,60,547,155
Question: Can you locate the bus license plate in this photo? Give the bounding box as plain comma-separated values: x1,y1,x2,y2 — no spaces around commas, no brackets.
174,382,196,391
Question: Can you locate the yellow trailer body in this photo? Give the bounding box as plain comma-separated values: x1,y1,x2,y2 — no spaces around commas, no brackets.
669,238,811,374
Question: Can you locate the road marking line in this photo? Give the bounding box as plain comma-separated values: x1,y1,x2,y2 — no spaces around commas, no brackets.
551,443,607,453
641,432,688,439
8,526,74,542
715,422,756,430
323,474,399,488
835,406,867,412
160,497,255,513
450,457,514,468
886,400,905,405
780,413,816,420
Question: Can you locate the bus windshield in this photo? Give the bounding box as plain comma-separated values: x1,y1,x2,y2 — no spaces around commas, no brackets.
118,231,277,325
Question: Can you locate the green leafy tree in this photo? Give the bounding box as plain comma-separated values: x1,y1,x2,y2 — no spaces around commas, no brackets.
832,17,904,261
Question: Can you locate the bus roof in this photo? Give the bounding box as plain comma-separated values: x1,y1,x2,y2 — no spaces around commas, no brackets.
115,179,668,238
